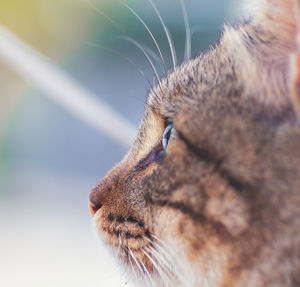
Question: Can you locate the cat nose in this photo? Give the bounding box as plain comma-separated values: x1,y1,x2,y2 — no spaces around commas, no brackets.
89,184,109,216
88,201,102,216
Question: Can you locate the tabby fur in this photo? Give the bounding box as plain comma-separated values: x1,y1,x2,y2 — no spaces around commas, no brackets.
89,0,300,286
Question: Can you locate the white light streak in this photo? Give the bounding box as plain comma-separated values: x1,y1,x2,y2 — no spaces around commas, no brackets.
0,25,137,148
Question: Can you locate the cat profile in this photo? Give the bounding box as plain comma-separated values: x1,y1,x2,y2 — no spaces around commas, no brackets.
89,0,300,286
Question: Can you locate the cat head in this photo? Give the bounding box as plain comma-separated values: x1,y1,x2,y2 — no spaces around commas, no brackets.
89,1,300,286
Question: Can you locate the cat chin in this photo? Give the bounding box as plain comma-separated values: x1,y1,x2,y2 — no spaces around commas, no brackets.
92,212,224,287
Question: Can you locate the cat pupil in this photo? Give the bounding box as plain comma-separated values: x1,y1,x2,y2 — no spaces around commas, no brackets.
162,123,174,150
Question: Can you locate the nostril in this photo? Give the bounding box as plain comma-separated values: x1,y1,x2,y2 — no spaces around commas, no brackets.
89,180,112,216
89,202,102,216
89,186,105,216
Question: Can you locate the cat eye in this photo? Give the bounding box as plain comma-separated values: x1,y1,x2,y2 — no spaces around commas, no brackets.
162,123,175,150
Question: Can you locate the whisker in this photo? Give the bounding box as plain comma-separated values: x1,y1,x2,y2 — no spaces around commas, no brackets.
145,235,187,284
129,248,153,287
128,248,155,286
140,261,156,287
142,45,162,65
83,40,152,88
128,251,139,283
128,248,145,276
151,234,173,253
145,245,173,273
119,36,161,85
180,0,191,62
149,234,168,246
85,0,164,85
150,244,187,286
144,237,173,272
150,236,188,285
120,0,167,75
143,247,173,286
85,0,127,35
117,234,131,283
147,0,177,69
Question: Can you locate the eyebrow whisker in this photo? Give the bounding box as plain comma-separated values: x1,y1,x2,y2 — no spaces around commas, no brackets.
119,36,161,86
85,0,128,35
83,40,153,88
147,0,177,70
180,0,191,62
121,1,167,76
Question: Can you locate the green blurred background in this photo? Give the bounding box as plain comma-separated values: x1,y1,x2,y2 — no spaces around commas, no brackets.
0,0,234,286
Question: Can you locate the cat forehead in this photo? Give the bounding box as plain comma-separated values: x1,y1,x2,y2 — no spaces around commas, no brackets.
146,40,237,114
147,12,298,121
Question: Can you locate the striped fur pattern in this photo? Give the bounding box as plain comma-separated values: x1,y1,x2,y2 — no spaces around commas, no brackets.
89,1,300,286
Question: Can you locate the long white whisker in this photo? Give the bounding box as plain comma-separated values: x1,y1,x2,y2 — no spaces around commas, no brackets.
142,45,162,65
149,233,162,243
121,1,167,75
144,238,173,271
150,244,187,286
117,234,130,283
145,235,186,284
147,0,177,69
145,245,173,273
128,248,144,275
149,236,174,258
140,261,156,287
119,36,161,85
129,248,153,287
145,234,169,254
145,235,167,264
0,25,136,148
85,0,128,35
84,40,152,87
128,252,139,283
180,0,191,61
143,247,173,286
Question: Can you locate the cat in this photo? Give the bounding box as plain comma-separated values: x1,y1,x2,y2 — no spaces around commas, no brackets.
89,0,300,286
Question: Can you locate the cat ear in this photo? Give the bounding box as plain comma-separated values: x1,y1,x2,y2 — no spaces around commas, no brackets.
290,1,300,116
230,0,300,119
259,0,300,117
254,0,300,52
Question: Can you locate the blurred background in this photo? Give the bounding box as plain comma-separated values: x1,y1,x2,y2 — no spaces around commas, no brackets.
0,0,234,286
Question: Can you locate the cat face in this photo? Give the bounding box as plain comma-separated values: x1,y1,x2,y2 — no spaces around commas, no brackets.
89,1,300,286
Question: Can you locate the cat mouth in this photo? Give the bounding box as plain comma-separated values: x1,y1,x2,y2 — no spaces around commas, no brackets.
95,215,171,280
101,220,156,274
93,212,179,285
100,214,152,255
114,230,179,286
105,227,174,285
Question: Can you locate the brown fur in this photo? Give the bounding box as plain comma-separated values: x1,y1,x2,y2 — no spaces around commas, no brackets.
89,1,300,286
